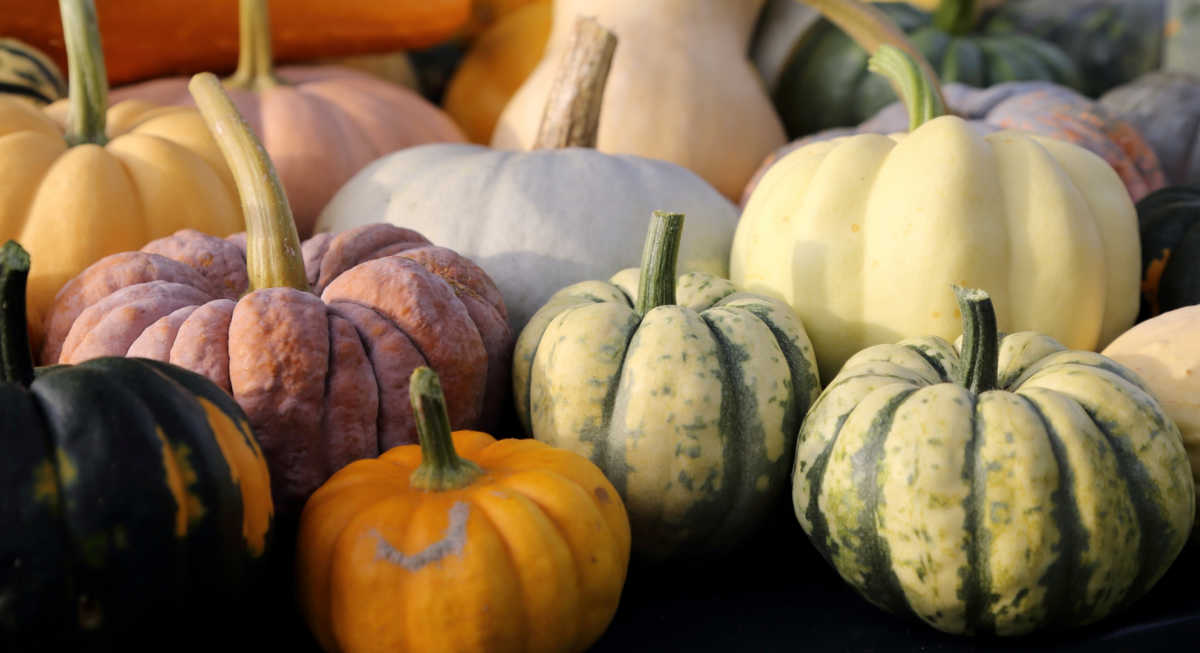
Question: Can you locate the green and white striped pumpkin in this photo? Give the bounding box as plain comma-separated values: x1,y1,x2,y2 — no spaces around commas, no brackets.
0,38,66,105
514,211,821,560
792,286,1195,636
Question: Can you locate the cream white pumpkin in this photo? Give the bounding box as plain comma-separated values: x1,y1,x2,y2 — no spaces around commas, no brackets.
731,47,1140,381
316,18,738,331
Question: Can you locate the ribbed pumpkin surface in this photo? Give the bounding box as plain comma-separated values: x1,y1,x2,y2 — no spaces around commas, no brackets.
1135,185,1200,320
515,269,820,559
793,331,1194,635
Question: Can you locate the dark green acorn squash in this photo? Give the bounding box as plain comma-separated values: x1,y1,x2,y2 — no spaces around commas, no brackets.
756,0,1082,136
985,0,1165,98
1136,185,1200,321
0,241,274,649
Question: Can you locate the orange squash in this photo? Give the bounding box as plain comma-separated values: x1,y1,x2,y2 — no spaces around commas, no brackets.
109,0,465,237
0,0,470,86
444,1,551,143
297,366,631,653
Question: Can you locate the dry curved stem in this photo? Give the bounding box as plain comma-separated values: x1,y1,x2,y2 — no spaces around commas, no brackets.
532,16,618,150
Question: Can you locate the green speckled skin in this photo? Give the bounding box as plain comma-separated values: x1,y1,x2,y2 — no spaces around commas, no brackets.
514,271,821,560
792,331,1195,636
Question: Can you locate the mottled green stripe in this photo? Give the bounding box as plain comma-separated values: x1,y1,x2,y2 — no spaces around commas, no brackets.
817,386,918,616
721,295,821,419
963,394,989,634
1018,393,1085,629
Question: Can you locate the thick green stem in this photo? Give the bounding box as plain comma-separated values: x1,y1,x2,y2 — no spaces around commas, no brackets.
189,73,308,292
409,367,483,492
799,0,948,113
1,241,35,387
224,0,283,91
60,0,108,146
868,45,947,131
635,211,685,315
932,0,977,35
954,286,999,395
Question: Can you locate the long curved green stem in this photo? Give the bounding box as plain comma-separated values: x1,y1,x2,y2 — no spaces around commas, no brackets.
868,45,947,131
635,211,685,315
224,0,284,91
798,0,949,114
409,367,483,492
189,73,308,292
1,241,35,387
954,286,999,395
60,0,108,146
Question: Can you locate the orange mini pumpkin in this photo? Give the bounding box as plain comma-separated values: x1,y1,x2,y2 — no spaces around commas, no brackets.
297,366,631,653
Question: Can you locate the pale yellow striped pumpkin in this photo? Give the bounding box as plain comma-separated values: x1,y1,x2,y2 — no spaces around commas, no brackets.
514,212,821,560
792,287,1194,636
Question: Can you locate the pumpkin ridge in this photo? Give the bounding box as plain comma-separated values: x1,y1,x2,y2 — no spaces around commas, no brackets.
460,489,532,650
1030,369,1188,608
1016,391,1089,628
849,387,918,617
325,298,428,453
962,393,991,634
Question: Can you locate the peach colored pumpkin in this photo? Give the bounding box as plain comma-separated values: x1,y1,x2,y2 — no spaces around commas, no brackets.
108,0,464,237
1102,305,1200,518
43,73,510,513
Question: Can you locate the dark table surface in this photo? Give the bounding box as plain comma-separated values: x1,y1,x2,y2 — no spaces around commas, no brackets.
247,501,1200,653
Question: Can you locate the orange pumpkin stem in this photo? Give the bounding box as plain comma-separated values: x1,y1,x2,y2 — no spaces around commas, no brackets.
0,241,34,387
225,0,285,92
189,72,309,293
60,0,108,146
799,0,948,113
409,367,482,492
532,16,617,150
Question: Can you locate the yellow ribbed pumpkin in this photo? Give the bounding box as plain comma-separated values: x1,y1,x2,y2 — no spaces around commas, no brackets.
1,0,240,350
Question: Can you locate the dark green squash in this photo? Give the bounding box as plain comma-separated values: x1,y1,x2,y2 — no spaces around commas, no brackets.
755,0,1082,136
0,240,274,649
986,0,1165,98
1136,185,1200,321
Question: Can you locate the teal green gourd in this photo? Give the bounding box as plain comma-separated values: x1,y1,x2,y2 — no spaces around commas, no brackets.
765,0,1082,136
